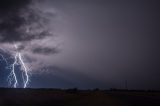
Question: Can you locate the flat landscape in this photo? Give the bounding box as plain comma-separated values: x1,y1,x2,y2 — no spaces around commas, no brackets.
0,88,160,106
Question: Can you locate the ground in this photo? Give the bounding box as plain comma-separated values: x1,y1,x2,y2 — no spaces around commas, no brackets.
0,88,160,106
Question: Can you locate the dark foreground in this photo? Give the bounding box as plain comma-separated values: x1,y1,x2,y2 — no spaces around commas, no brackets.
0,88,160,106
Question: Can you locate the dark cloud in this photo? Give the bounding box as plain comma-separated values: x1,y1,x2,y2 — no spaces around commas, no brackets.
32,46,59,55
0,0,53,43
0,0,31,12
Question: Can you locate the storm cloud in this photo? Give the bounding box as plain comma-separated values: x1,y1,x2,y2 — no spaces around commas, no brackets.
32,46,59,55
0,0,53,43
0,0,62,74
0,0,159,89
0,0,59,56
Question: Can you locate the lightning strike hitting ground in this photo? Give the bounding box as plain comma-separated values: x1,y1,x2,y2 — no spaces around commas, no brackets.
8,53,18,88
7,44,30,88
18,53,29,88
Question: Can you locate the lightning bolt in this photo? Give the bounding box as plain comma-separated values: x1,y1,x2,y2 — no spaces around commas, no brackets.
0,54,8,65
8,53,18,88
18,53,29,88
7,44,30,88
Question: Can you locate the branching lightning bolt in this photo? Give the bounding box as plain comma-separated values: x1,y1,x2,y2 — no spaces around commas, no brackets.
0,54,8,65
18,53,29,88
8,53,18,88
7,44,30,88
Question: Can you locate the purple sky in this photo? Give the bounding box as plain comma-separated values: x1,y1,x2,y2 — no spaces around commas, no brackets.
0,0,160,90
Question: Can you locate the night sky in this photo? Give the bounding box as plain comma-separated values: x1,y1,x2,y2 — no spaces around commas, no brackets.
0,0,160,90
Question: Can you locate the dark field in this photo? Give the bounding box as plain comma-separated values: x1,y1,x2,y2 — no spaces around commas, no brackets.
0,88,160,106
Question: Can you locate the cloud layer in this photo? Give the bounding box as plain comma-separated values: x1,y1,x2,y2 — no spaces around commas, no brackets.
0,0,61,71
0,0,52,43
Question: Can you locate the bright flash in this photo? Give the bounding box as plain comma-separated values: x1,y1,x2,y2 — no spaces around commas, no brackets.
7,44,30,88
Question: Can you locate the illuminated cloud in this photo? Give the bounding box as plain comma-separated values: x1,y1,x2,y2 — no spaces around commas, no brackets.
0,0,61,71
0,0,53,42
